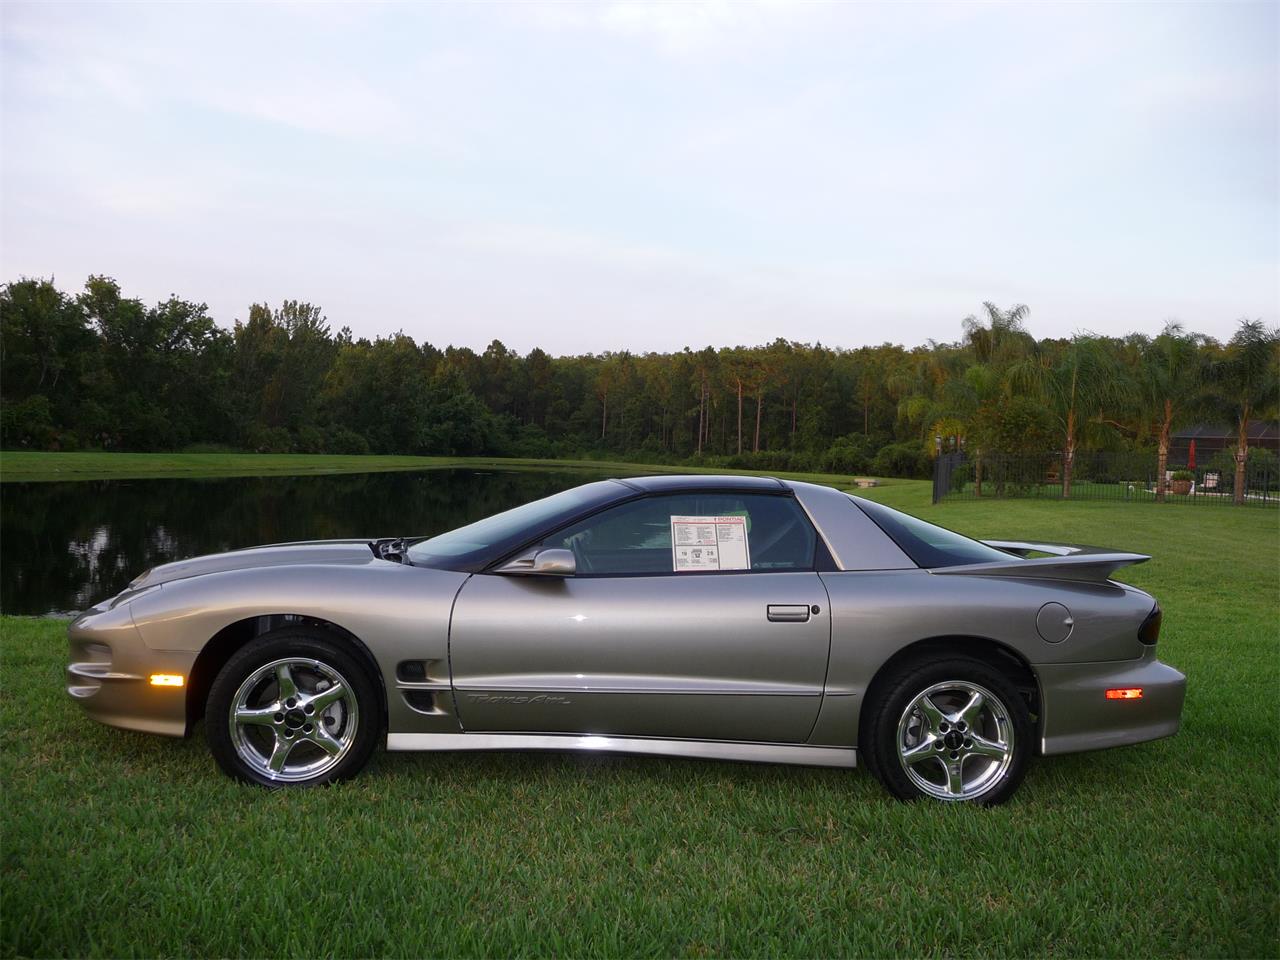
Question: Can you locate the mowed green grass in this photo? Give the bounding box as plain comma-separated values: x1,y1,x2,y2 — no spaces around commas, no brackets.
0,451,646,482
2,484,1278,957
0,451,927,492
954,481,1277,507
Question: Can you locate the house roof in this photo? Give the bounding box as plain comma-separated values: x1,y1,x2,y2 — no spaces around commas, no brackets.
1172,422,1279,441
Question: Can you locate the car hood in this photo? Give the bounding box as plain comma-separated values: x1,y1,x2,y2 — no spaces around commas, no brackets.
127,540,379,589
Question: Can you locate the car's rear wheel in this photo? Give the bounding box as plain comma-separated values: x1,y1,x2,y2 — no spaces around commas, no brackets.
862,656,1030,805
206,629,379,787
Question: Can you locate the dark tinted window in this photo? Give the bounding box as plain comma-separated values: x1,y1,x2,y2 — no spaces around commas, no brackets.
851,497,1015,569
540,493,817,575
406,481,621,569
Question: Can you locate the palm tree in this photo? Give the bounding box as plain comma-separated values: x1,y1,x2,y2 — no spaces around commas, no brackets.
1009,333,1125,498
962,302,1033,370
1206,320,1280,504
959,303,1035,494
1139,323,1207,501
958,362,1003,496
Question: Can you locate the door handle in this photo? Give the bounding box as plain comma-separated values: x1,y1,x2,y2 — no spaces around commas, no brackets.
767,604,811,623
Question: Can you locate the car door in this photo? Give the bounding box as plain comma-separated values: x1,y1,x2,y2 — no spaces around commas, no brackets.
448,491,831,743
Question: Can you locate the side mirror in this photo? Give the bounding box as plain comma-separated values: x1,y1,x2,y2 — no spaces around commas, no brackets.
496,548,576,577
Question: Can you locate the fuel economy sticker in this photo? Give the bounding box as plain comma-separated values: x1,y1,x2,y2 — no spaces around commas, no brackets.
670,515,751,572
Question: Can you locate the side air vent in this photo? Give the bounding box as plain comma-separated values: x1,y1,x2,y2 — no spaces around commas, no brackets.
402,690,438,714
396,660,429,682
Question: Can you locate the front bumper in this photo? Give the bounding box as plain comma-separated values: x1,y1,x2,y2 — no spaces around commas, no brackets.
1037,647,1186,756
67,601,193,738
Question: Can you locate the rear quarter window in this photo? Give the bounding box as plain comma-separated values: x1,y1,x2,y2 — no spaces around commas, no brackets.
850,497,1015,569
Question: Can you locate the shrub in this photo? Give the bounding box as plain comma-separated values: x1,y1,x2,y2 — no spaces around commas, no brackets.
820,434,876,475
872,442,932,479
327,427,370,455
1204,445,1278,476
1203,446,1280,493
0,395,55,448
972,396,1056,455
294,425,325,454
699,450,805,472
504,423,557,459
245,424,293,453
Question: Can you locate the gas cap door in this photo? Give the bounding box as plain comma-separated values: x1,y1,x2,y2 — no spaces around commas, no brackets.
1036,602,1074,643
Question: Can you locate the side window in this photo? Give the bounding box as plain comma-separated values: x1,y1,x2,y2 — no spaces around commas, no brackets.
539,493,817,575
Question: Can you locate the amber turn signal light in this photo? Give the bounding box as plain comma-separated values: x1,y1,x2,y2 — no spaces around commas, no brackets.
149,674,184,687
1105,687,1143,700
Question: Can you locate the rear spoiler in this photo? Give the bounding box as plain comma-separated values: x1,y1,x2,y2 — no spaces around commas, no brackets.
928,540,1150,584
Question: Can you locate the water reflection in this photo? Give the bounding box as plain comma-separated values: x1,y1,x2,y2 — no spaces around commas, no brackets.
1,469,611,616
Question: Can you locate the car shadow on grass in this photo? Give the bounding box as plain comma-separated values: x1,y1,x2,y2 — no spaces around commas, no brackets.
77,713,1196,815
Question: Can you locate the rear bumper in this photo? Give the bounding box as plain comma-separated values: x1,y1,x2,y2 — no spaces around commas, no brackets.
1037,649,1186,756
67,602,192,738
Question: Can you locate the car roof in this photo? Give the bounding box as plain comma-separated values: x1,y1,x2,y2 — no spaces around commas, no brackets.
612,474,790,494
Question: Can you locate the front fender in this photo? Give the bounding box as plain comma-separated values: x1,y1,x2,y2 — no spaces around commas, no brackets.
126,561,470,737
68,596,196,736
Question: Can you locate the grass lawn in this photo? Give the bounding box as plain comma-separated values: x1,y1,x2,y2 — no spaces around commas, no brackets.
2,470,1278,957
0,451,655,482
945,481,1279,508
0,451,928,497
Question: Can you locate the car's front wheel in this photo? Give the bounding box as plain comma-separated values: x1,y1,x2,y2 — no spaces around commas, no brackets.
863,656,1031,805
206,629,380,787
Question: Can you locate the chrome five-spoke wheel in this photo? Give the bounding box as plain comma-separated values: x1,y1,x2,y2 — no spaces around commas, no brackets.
862,654,1029,804
208,630,379,787
227,656,360,783
896,679,1014,801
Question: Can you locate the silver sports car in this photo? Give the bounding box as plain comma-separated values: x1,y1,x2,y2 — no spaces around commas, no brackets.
67,475,1185,804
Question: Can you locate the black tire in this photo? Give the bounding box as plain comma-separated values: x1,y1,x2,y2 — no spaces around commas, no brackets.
206,628,381,787
861,655,1031,805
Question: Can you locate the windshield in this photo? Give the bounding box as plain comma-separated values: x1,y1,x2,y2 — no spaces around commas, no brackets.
850,497,1015,569
406,481,623,570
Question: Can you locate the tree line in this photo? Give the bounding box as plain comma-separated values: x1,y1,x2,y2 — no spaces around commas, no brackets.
2,276,1276,499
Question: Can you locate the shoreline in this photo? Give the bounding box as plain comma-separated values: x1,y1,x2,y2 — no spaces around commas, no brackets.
0,450,908,492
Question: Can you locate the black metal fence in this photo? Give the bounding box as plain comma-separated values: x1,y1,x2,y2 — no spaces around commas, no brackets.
933,450,1279,507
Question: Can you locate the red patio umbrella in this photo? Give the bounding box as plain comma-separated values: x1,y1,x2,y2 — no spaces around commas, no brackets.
1188,439,1196,470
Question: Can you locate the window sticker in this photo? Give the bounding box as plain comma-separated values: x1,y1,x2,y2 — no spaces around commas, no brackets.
670,515,751,572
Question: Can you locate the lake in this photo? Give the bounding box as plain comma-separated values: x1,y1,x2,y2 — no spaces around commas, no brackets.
0,468,615,616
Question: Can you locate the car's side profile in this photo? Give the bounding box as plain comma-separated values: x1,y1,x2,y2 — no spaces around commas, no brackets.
67,475,1186,804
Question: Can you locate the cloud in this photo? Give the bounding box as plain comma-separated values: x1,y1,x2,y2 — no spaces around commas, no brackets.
598,0,752,56
517,0,822,59
2,2,414,144
1,0,1274,350
200,80,410,143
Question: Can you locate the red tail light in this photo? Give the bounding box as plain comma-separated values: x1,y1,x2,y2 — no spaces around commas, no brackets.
1138,604,1162,645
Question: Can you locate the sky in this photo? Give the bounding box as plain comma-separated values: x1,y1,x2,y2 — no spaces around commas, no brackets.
1,1,1276,355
